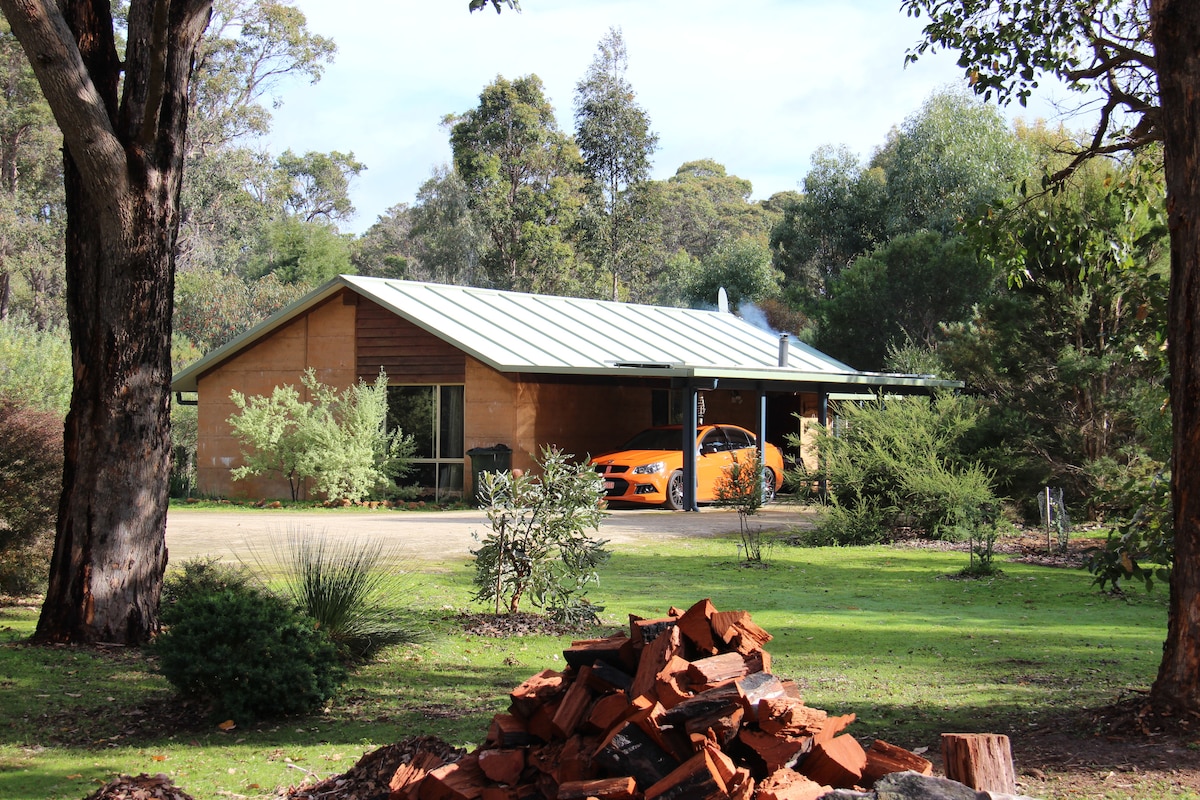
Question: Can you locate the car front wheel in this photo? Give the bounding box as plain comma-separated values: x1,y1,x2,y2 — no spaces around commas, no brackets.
666,470,685,510
761,467,777,505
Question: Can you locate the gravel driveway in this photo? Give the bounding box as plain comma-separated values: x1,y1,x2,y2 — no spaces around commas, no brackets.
164,504,817,568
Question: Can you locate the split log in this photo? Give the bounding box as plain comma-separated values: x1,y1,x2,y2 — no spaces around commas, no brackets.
940,733,1017,794
862,739,933,784
584,691,631,735
813,713,856,745
738,727,812,772
551,665,594,739
644,748,729,800
676,598,718,654
418,754,487,800
564,634,632,670
488,714,533,749
711,611,772,648
390,748,447,800
527,700,561,743
588,660,635,694
686,651,754,688
556,777,638,800
630,616,677,649
658,684,745,746
478,749,525,786
558,734,602,784
510,670,566,718
654,654,694,709
727,767,755,800
630,625,682,702
735,672,786,721
594,720,679,790
797,733,867,789
756,769,831,800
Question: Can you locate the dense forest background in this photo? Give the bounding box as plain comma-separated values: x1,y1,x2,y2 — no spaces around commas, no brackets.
0,1,1170,529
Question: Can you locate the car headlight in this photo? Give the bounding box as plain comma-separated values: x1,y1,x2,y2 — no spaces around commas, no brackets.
633,461,664,475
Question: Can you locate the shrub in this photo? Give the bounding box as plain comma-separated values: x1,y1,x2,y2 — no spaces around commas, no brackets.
161,557,254,605
1088,457,1173,592
791,392,1000,543
268,528,422,662
0,395,63,582
472,447,609,623
228,368,413,502
156,583,345,722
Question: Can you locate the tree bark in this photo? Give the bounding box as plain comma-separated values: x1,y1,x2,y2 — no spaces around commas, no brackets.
0,0,211,644
1151,0,1200,711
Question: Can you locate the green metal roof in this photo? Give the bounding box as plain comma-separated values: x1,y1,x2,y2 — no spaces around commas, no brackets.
171,276,960,393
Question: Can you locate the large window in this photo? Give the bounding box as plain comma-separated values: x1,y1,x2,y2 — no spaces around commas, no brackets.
387,385,465,501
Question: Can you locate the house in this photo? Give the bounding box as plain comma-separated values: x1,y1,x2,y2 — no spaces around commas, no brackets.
170,276,958,506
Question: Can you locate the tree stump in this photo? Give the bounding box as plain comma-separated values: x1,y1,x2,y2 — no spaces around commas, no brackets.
940,733,1016,793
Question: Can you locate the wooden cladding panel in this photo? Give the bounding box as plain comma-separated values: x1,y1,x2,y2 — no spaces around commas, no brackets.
356,298,465,383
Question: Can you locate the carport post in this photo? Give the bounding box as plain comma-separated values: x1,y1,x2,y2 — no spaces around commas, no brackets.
757,390,768,467
683,384,699,511
818,386,829,500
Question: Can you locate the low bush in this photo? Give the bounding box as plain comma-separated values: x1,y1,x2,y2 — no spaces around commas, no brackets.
0,395,63,590
156,583,345,722
161,556,254,605
790,392,1000,544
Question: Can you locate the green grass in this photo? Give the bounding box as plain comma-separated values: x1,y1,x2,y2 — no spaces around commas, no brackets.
0,533,1169,800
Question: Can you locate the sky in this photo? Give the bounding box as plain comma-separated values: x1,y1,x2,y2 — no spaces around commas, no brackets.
263,0,1076,235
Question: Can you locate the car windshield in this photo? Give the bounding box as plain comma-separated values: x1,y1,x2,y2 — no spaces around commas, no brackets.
618,428,690,452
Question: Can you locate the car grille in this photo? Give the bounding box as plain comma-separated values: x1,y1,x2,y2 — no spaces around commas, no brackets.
595,465,629,475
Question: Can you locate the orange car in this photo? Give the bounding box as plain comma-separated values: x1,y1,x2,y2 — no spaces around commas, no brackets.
592,424,785,510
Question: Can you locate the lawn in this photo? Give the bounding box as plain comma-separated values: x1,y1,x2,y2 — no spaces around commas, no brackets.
0,529,1178,800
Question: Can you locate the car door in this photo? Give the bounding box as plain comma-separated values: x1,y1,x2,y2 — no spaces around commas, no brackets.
696,427,732,501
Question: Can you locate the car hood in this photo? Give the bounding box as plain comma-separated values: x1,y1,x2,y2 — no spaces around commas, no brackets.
592,449,682,467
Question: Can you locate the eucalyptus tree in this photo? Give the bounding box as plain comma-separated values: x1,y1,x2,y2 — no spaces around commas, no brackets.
903,0,1200,714
406,165,485,285
574,27,658,301
0,18,65,325
447,74,589,294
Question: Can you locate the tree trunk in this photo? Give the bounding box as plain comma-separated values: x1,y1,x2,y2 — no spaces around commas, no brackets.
0,0,212,644
1151,0,1200,711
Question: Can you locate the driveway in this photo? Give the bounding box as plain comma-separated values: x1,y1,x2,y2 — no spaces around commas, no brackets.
164,504,817,568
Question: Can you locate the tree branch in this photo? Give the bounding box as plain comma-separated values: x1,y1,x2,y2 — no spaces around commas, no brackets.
0,0,129,202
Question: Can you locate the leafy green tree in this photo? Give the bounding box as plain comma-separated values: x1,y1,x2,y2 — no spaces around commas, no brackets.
817,231,997,371
871,89,1031,236
0,315,70,415
903,0,1200,712
574,27,658,300
405,165,485,285
0,18,65,327
269,148,364,224
472,447,609,622
174,269,306,352
229,369,412,503
769,145,888,300
352,202,415,279
448,75,589,294
683,238,780,311
940,148,1168,512
244,216,352,285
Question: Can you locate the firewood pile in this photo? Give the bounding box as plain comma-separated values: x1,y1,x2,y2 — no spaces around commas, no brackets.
366,599,934,800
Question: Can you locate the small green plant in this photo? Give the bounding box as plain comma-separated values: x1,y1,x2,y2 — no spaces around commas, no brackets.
155,583,345,722
267,528,422,662
955,502,1003,578
228,368,414,502
471,446,609,623
715,450,772,564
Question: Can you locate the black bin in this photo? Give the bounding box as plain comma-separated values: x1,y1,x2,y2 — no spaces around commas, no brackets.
467,444,512,505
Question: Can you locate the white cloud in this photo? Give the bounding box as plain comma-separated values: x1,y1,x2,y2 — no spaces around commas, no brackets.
261,0,1078,233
